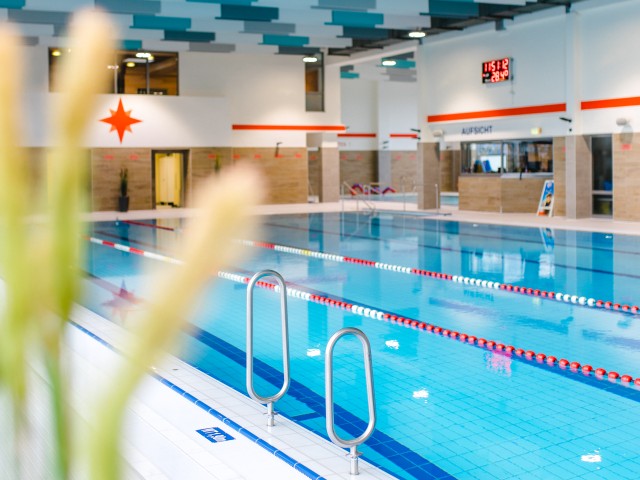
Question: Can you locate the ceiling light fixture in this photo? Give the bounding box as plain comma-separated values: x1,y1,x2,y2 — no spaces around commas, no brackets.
126,62,135,68
408,30,426,38
302,55,318,63
51,49,61,57
381,59,397,67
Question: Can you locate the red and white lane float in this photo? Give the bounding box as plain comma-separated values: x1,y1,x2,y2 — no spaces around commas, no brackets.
88,235,640,389
237,239,640,317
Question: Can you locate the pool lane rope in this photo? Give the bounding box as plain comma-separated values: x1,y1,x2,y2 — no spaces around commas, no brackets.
86,235,640,389
237,239,640,316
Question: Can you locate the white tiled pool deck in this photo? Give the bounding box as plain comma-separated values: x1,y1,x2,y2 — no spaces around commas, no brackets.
73,200,640,480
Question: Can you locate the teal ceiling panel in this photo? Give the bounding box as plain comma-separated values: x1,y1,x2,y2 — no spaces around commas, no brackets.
340,71,360,79
189,42,236,53
262,34,308,47
428,0,478,18
329,10,383,27
164,30,216,42
188,0,255,4
0,0,24,8
132,15,191,30
8,9,69,25
120,39,144,50
317,0,376,11
341,26,388,39
277,46,320,56
218,4,279,22
243,21,295,35
96,0,160,15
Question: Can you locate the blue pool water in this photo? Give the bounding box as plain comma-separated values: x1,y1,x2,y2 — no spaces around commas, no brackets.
82,213,640,480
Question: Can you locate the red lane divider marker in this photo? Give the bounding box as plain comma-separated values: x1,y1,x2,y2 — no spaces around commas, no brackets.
238,239,640,316
87,235,640,389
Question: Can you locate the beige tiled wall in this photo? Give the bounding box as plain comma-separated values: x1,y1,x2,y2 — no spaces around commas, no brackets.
232,147,308,204
340,151,378,187
188,147,232,205
500,177,548,213
458,176,501,212
417,143,439,209
439,149,460,193
91,148,153,211
308,149,321,199
552,137,566,216
613,132,640,221
389,151,417,190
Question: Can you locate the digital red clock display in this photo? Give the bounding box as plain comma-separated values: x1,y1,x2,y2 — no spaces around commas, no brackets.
482,57,511,83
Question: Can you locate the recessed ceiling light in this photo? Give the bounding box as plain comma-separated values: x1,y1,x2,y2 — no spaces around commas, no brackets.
51,49,61,57
409,30,426,38
381,59,397,67
126,62,135,68
302,56,318,63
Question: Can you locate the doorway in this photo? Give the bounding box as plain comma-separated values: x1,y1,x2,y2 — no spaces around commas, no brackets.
153,150,187,208
591,136,612,216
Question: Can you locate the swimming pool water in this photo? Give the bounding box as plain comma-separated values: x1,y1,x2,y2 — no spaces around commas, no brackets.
82,213,640,480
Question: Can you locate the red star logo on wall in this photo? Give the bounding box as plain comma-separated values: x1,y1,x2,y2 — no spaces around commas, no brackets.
100,99,142,143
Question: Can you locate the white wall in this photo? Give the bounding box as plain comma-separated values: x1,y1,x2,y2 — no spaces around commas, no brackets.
180,51,342,147
19,45,341,148
416,0,640,142
339,78,378,150
339,77,418,151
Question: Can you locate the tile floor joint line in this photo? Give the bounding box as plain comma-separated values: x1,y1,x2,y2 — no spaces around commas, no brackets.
68,318,329,480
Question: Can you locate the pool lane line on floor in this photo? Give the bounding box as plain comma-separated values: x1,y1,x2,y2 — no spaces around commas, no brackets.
237,239,640,316
86,235,640,394
69,319,328,480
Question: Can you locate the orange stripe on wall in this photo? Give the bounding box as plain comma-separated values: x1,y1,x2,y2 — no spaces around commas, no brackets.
581,96,640,110
390,133,419,138
337,133,376,138
232,124,346,131
427,103,566,123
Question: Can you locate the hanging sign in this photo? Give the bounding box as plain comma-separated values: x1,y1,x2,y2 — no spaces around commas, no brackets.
537,180,554,216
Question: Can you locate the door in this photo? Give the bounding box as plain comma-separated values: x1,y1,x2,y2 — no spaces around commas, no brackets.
154,152,184,208
591,136,612,216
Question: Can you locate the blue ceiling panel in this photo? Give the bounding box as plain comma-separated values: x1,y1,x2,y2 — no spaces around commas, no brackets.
218,4,279,22
428,0,478,18
329,10,383,27
132,15,191,30
164,30,216,42
96,0,161,15
262,34,309,47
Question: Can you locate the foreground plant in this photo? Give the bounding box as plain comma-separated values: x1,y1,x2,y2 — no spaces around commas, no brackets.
0,10,263,480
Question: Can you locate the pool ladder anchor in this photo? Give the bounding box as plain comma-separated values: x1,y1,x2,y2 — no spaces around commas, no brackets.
325,327,377,475
246,269,290,427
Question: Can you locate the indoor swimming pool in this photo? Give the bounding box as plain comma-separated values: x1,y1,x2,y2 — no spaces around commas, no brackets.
82,212,640,480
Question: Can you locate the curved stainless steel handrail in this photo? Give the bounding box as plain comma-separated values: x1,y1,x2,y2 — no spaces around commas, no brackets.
246,269,290,426
325,327,376,475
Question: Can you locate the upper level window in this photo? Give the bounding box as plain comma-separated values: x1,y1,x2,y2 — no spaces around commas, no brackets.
304,53,324,112
461,139,553,174
49,48,179,95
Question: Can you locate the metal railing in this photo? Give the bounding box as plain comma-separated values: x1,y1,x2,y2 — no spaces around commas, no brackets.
341,181,376,214
325,327,376,475
246,269,290,426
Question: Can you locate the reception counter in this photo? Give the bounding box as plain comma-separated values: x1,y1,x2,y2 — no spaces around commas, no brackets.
458,173,552,213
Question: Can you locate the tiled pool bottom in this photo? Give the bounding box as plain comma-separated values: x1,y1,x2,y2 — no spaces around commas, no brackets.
68,305,394,480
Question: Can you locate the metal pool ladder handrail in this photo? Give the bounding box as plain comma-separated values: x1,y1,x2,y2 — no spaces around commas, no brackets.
246,269,290,427
325,327,376,475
